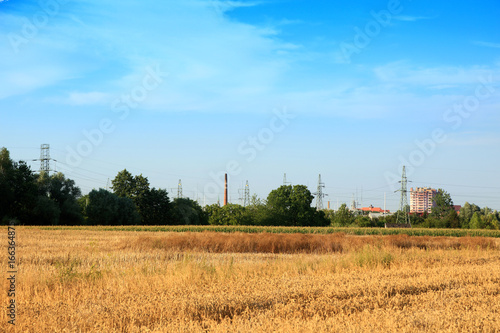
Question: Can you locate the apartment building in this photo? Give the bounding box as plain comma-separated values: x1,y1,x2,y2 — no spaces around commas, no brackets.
410,187,437,214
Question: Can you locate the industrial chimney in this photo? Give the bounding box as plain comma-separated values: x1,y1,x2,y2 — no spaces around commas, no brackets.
224,173,228,206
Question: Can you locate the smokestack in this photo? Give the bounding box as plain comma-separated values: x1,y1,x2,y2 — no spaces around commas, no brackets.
224,173,228,206
328,201,330,210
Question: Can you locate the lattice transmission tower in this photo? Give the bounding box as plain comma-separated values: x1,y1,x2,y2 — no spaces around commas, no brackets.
395,166,411,227
33,144,56,175
283,173,291,186
242,180,250,207
177,179,183,199
313,174,327,210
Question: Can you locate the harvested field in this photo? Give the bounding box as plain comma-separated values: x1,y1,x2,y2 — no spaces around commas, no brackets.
125,232,498,253
1,227,499,332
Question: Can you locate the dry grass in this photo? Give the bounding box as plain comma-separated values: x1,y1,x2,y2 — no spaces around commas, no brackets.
1,228,499,332
125,232,498,253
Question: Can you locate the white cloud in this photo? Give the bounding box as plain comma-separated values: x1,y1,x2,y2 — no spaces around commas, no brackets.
0,0,298,111
0,0,499,122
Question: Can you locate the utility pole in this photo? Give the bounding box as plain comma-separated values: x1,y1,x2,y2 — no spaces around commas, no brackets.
313,174,327,210
383,192,386,217
177,179,183,199
395,166,411,227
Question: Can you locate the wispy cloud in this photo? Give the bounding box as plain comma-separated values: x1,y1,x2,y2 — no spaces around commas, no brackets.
473,41,500,49
66,92,111,106
0,0,499,123
393,15,433,22
427,85,459,90
0,0,295,108
373,62,500,87
209,0,263,14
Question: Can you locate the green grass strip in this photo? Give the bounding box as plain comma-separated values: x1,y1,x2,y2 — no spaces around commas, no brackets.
17,225,500,237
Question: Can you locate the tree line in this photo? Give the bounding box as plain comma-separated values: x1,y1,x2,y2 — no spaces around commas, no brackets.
1,148,498,229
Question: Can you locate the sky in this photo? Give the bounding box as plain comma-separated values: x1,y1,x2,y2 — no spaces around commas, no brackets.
1,0,499,211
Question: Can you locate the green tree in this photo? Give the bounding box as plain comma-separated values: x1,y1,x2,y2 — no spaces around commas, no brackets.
170,198,207,225
207,204,253,225
0,148,15,221
245,195,272,225
250,194,265,206
323,209,335,225
483,213,499,230
111,170,150,215
409,213,426,227
32,196,60,225
430,189,454,219
37,172,83,225
110,169,136,198
78,195,89,221
481,207,493,216
140,188,171,225
354,215,374,227
86,189,140,225
266,185,328,226
444,209,460,229
0,148,38,224
469,212,484,229
459,202,481,228
111,169,171,224
332,203,354,226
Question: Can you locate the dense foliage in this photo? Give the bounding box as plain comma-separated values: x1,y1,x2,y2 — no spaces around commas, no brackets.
83,189,139,225
1,148,83,225
205,185,328,227
110,169,171,225
1,147,498,229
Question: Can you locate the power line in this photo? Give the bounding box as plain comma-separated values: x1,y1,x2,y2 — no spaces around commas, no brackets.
415,166,499,174
411,181,500,190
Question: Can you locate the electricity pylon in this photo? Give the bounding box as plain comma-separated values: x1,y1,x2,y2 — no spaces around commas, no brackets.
177,179,183,199
313,174,327,210
243,180,250,207
283,173,291,186
395,166,411,227
33,144,55,175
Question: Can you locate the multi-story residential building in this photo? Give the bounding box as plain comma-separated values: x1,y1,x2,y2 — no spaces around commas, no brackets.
410,187,438,214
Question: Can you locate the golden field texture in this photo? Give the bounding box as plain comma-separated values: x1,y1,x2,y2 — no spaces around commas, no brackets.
1,228,500,332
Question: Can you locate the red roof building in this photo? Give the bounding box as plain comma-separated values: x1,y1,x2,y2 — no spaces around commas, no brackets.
358,205,390,214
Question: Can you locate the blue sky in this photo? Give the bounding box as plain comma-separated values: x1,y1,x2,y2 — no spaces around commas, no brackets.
1,0,499,211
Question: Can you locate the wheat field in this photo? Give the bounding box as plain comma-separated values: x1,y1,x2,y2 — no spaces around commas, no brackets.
1,228,500,332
